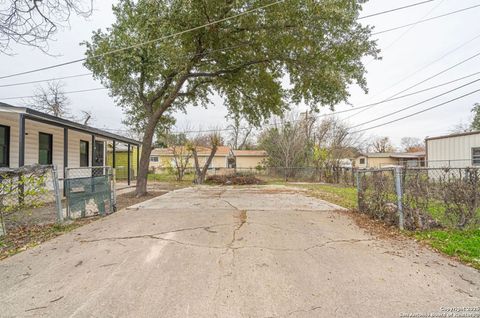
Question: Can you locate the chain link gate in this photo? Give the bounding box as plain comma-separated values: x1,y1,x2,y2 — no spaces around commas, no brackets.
64,167,116,219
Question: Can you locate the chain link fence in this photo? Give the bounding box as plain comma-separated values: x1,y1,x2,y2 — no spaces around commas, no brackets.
0,165,119,236
0,165,62,235
64,167,116,220
356,167,480,230
148,166,355,185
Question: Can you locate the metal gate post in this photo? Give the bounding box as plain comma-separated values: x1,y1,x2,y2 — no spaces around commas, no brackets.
111,168,117,212
52,165,63,223
394,167,405,230
355,170,361,212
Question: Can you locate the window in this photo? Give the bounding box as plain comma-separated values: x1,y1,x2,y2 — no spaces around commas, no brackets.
150,156,159,162
472,148,480,166
39,132,53,165
359,158,365,165
0,125,10,167
80,140,89,167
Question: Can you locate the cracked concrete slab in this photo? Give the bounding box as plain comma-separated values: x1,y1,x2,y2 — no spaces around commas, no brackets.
0,185,478,318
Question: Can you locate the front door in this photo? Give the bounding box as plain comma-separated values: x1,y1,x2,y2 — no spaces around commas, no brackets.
92,141,105,176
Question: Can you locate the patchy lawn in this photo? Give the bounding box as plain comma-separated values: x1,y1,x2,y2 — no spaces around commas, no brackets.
282,183,358,209
413,229,480,270
148,172,194,185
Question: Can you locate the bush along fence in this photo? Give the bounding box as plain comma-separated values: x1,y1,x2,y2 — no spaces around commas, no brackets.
356,167,480,231
0,165,117,236
0,165,62,235
231,166,356,185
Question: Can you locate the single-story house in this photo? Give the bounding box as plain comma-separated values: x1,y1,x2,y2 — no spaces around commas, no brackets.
0,103,141,185
149,147,269,171
231,150,267,169
354,151,426,169
426,130,480,168
149,146,232,171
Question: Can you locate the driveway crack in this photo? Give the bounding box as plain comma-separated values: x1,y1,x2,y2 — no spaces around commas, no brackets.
79,223,233,244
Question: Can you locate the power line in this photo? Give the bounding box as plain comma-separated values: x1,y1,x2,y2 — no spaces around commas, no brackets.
350,77,480,129
90,71,480,135
0,42,257,89
376,0,445,55
374,31,480,99
0,1,453,82
1,87,106,100
0,73,92,88
358,0,436,20
353,88,480,133
0,0,285,81
371,4,480,36
345,49,480,120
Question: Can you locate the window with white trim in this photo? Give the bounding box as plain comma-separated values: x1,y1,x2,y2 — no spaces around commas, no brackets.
150,156,159,162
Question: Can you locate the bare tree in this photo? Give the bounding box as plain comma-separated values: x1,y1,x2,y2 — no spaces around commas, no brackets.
450,121,472,134
169,145,192,182
260,114,307,178
0,1,93,53
227,115,254,150
369,136,396,153
29,81,70,117
189,132,221,184
162,132,192,182
400,137,425,153
313,117,363,168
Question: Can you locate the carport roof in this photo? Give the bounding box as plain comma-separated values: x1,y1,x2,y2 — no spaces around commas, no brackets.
0,102,141,145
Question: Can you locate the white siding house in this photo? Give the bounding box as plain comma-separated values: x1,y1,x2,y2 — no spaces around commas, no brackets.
425,131,480,168
0,103,141,185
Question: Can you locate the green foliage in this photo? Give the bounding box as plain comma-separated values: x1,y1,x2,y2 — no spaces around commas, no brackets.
82,0,378,193
414,229,480,270
82,0,379,131
471,103,480,131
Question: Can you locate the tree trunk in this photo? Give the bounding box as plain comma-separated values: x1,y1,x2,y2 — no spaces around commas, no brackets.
193,145,218,184
135,120,156,197
191,148,202,184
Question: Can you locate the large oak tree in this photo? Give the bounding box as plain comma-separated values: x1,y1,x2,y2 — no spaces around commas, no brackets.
83,0,378,196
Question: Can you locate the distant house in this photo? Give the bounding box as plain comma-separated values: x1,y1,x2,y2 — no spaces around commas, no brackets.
354,152,425,169
149,147,268,171
0,103,141,185
232,150,267,169
149,146,232,171
426,131,480,168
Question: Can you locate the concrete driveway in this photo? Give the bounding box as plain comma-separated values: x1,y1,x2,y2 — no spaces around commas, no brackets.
0,186,479,318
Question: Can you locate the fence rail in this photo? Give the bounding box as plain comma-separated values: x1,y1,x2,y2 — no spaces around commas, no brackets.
356,166,480,230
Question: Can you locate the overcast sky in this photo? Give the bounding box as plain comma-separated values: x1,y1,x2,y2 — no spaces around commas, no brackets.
1,0,479,147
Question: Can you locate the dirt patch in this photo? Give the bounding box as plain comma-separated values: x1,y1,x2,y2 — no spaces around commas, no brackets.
0,190,169,260
0,219,97,260
116,191,168,211
339,210,407,241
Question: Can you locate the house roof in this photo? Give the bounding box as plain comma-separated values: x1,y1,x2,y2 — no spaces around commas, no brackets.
0,102,140,145
232,150,267,157
358,152,425,159
425,130,480,141
152,145,231,156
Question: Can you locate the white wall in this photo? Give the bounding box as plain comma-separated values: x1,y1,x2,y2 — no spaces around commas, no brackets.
0,112,20,168
24,119,65,176
0,112,116,179
427,133,480,168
